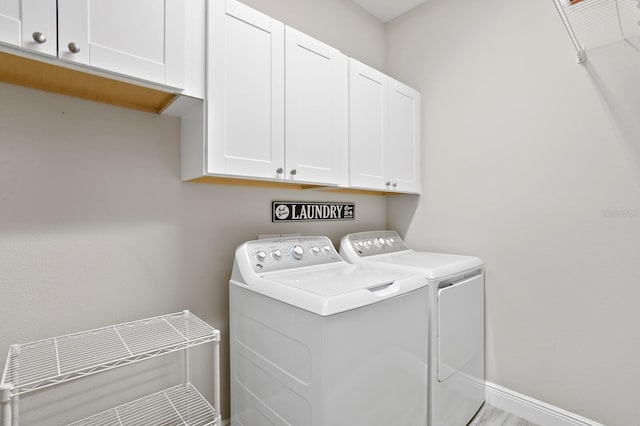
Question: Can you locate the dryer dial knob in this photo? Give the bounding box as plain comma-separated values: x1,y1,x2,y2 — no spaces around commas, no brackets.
291,245,304,260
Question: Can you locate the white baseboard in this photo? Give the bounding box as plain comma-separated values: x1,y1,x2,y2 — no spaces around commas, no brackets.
485,381,605,426
224,383,603,426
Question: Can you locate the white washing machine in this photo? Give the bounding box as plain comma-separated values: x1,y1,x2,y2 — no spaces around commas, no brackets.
340,230,485,426
230,236,429,426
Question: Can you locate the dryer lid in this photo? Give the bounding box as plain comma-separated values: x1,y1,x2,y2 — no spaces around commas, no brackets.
355,251,483,280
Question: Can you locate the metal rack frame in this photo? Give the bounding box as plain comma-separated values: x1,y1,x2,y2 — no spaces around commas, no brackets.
0,310,221,426
552,0,640,63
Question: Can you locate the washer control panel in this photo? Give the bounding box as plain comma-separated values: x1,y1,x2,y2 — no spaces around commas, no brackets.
344,230,409,257
245,236,342,273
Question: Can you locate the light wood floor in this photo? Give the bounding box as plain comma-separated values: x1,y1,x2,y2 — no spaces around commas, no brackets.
468,404,539,426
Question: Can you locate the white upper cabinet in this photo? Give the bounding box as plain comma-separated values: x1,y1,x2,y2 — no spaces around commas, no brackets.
57,0,186,89
285,26,348,186
207,0,285,179
349,58,421,193
182,0,416,193
0,0,57,56
200,0,348,186
386,79,421,193
348,58,388,190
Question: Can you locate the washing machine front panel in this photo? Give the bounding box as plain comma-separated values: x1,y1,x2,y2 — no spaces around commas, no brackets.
230,284,429,426
323,286,429,426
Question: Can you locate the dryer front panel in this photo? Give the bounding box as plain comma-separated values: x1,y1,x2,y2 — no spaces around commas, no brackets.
437,272,484,382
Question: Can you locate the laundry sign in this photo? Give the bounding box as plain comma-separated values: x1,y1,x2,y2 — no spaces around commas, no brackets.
272,201,355,222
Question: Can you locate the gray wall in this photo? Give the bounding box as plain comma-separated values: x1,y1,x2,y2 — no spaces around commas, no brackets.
385,1,640,425
0,1,386,422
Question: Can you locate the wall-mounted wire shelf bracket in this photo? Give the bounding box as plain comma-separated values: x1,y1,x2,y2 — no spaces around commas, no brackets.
552,0,588,63
0,310,221,426
552,0,640,64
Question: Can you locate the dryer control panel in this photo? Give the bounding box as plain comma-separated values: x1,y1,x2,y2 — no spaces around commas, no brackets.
242,236,342,273
341,230,409,257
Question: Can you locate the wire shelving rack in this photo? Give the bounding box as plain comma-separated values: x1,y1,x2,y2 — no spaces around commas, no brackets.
552,0,640,62
0,310,221,426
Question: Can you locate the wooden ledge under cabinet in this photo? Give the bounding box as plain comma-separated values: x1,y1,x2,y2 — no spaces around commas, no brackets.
0,51,177,114
187,175,325,190
187,175,395,196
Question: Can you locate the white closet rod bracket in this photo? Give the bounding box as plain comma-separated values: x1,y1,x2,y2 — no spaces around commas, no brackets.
551,0,587,64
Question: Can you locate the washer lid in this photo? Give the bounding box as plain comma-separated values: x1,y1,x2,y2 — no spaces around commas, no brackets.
233,263,426,316
266,263,405,296
355,251,483,280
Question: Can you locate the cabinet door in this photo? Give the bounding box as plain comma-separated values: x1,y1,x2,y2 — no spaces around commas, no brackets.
57,0,185,88
385,79,421,194
207,0,285,179
285,26,348,186
348,58,387,190
0,0,56,56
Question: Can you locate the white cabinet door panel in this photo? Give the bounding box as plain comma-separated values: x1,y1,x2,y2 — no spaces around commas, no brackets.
207,0,285,179
285,26,348,185
0,0,20,47
57,0,89,64
21,0,56,56
0,0,56,56
58,0,184,88
348,58,387,190
386,80,421,193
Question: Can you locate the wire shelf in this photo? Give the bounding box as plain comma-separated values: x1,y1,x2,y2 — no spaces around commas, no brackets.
1,311,220,396
67,383,218,426
553,0,640,60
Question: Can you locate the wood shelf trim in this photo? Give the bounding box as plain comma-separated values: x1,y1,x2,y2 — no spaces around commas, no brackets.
187,175,401,196
187,175,323,190
0,51,177,113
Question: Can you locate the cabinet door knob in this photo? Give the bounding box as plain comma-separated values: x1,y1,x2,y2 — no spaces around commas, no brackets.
68,42,81,53
276,168,283,174
32,32,47,44
290,169,297,176
385,181,391,186
392,182,398,188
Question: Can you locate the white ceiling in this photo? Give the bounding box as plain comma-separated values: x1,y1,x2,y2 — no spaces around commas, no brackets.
351,0,428,23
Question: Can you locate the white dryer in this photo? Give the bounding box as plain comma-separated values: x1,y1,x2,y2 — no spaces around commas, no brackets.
340,230,485,426
230,236,429,426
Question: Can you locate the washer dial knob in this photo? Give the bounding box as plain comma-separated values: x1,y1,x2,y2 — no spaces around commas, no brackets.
291,245,304,260
374,237,386,248
271,249,282,260
310,246,321,255
322,245,331,254
364,241,372,250
255,251,267,262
